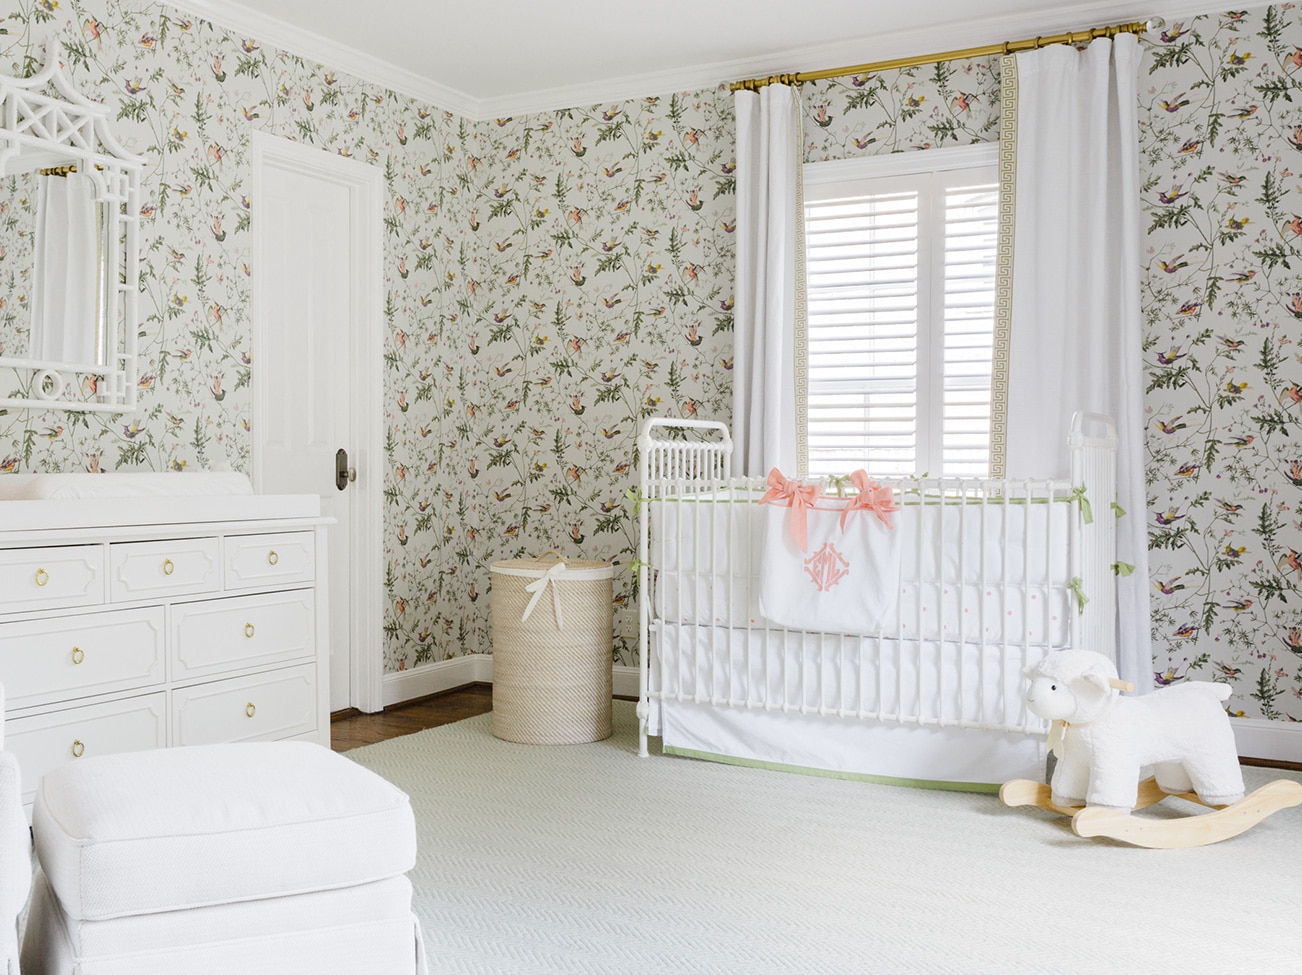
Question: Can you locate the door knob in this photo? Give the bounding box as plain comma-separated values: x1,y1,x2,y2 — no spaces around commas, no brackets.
335,447,357,491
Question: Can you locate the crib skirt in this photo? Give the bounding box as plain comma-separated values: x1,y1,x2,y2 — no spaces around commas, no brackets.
654,700,1046,789
645,622,1049,789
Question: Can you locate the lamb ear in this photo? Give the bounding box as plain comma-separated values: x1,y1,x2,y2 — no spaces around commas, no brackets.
1076,671,1112,695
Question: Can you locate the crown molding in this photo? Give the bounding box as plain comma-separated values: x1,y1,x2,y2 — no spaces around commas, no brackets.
1148,0,1262,26
480,0,1159,116
160,0,482,119
160,0,1249,122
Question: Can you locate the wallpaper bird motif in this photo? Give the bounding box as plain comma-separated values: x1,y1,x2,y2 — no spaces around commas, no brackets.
801,55,1001,161
1141,6,1302,722
0,173,36,361
0,0,1298,722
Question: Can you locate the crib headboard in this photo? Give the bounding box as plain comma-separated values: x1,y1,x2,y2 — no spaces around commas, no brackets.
637,418,732,482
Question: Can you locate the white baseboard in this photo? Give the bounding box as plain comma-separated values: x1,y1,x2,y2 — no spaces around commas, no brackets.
383,656,638,708
1232,717,1302,764
385,664,1300,765
382,655,492,708
612,665,639,699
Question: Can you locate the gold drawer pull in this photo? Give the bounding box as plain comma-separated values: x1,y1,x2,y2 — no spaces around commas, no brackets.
267,550,279,566
244,622,256,639
35,567,49,587
162,558,175,576
245,702,256,718
71,739,85,758
71,646,85,665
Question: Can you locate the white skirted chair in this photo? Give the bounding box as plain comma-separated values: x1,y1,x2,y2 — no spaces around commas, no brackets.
0,686,33,975
19,740,428,974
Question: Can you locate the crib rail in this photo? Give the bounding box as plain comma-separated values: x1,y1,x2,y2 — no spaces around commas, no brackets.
636,416,1119,761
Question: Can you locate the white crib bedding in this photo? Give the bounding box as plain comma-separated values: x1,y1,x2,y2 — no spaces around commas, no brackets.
655,579,1070,646
646,622,1050,738
646,622,1049,787
651,493,1072,642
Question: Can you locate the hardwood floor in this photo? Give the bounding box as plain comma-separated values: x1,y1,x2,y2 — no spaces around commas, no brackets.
330,683,493,752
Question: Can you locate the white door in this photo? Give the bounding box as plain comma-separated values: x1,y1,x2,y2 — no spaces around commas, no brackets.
252,134,384,713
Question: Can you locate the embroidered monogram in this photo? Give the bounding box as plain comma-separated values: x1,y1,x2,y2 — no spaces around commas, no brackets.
804,542,850,592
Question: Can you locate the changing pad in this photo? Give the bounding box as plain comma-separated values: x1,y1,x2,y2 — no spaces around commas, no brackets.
0,471,253,501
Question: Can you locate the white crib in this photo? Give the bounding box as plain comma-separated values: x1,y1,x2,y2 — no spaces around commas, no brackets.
635,414,1119,790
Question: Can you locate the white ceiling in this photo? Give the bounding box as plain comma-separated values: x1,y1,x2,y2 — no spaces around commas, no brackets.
170,0,1215,118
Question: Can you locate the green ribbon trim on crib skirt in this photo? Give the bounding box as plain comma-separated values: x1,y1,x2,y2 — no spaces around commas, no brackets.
661,745,1002,795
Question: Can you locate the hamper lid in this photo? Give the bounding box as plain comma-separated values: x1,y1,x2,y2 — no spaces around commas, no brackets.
491,555,616,580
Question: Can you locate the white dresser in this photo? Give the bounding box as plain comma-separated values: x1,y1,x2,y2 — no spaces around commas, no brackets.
0,494,330,807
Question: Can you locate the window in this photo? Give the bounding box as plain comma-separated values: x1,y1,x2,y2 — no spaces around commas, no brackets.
802,145,998,479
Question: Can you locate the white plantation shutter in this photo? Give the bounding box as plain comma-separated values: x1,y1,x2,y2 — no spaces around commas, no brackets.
803,148,997,478
941,179,998,476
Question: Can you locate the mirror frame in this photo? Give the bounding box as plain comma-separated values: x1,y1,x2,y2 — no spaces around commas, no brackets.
0,42,144,412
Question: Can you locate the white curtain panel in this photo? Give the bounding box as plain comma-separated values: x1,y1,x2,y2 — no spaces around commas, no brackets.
30,172,99,365
732,84,804,476
1002,35,1151,690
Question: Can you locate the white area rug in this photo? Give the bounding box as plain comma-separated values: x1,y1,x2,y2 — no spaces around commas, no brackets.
347,702,1302,974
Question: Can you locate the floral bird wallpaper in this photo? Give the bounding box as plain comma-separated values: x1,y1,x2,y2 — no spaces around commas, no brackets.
1141,7,1302,723
0,0,1299,725
0,173,36,360
451,97,736,664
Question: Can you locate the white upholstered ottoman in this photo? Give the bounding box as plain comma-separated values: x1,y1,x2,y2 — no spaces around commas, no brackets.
20,741,427,975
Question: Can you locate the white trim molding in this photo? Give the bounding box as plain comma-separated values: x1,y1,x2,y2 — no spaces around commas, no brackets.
162,0,481,118
612,665,640,700
382,655,493,708
158,0,1230,122
804,143,998,185
1231,717,1302,765
381,657,637,707
250,131,386,714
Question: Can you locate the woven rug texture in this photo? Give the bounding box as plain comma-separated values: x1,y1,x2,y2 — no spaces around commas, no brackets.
347,701,1302,975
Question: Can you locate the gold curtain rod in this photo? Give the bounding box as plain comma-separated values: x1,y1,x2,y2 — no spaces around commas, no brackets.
730,20,1149,92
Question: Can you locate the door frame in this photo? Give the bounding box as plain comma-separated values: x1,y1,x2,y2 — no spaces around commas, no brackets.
249,130,385,714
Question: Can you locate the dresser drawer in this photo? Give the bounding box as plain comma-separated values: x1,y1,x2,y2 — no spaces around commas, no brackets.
108,537,220,601
224,531,315,590
4,693,167,805
0,545,103,614
171,664,316,746
171,590,315,681
0,607,165,709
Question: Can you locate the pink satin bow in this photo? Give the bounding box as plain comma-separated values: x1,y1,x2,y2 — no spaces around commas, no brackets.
759,468,821,552
839,469,898,531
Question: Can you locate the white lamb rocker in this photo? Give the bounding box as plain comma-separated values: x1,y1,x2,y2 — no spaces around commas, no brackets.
999,649,1302,848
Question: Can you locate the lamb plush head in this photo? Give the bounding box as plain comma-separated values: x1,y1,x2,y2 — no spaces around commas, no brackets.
1024,650,1121,726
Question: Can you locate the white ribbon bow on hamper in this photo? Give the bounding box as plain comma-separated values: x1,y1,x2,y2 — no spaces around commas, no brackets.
521,561,567,628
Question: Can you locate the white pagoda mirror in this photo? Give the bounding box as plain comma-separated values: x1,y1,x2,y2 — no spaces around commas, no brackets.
0,44,143,411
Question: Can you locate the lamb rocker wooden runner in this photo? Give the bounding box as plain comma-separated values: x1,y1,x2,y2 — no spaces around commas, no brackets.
1000,649,1302,849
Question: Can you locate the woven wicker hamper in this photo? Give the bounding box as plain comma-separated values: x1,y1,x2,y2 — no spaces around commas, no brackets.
490,556,616,744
